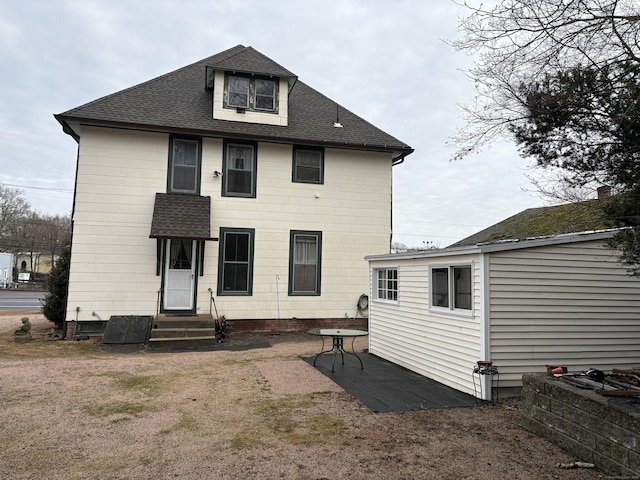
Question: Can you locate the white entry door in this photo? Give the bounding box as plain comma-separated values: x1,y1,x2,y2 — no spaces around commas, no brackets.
164,239,196,310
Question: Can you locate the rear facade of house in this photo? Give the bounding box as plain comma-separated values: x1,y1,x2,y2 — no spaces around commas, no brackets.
55,45,412,333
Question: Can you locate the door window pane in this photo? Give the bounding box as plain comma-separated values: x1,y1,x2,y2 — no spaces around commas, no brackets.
169,239,193,269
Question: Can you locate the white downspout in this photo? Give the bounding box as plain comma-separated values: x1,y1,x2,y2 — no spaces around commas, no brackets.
479,252,492,401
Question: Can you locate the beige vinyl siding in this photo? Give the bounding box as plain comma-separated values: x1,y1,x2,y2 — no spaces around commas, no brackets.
67,128,166,320
489,240,640,389
67,127,391,322
368,254,483,396
206,142,391,319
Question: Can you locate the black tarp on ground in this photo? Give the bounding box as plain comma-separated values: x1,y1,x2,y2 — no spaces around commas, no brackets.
304,352,482,413
102,316,153,344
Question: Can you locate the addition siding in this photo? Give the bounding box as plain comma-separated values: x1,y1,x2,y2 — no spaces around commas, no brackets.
368,253,483,397
488,239,640,389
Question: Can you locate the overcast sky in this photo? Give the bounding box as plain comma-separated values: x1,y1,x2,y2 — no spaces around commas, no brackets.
1,0,547,247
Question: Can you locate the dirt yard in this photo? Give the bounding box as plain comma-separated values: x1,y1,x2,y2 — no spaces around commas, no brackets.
0,311,604,479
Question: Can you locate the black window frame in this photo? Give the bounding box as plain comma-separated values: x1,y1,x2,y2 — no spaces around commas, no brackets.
167,135,201,194
288,230,322,296
222,140,257,198
217,227,255,296
292,146,324,184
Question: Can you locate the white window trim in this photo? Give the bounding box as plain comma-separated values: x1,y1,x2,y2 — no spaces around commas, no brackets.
373,267,399,304
428,263,474,317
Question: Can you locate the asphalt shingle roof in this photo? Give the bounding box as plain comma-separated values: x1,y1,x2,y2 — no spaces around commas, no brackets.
55,45,412,156
149,193,213,240
449,198,616,248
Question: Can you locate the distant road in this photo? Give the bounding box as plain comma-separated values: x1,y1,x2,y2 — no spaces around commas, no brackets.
0,290,45,311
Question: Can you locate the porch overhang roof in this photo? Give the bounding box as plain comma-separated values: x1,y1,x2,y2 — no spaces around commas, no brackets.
149,193,217,241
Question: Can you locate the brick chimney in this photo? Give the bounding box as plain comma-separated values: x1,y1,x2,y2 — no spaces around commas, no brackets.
597,186,611,199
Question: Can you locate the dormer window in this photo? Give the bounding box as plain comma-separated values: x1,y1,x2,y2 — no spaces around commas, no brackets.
228,76,249,109
255,79,275,111
224,74,277,113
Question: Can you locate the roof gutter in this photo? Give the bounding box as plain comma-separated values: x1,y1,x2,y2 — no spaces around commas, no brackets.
392,150,413,166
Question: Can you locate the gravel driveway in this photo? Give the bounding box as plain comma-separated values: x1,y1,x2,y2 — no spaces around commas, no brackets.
0,312,602,479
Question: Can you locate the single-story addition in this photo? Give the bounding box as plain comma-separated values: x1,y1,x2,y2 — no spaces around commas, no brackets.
366,199,640,400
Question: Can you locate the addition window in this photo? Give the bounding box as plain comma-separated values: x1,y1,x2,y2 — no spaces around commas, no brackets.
223,141,256,197
168,137,200,194
375,268,398,302
225,74,277,112
289,230,322,296
430,265,472,312
293,147,324,184
217,228,255,295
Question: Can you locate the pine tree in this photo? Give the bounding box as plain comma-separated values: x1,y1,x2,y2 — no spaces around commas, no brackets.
42,243,70,327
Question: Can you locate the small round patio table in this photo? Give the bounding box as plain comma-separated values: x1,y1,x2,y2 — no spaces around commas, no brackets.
307,328,369,373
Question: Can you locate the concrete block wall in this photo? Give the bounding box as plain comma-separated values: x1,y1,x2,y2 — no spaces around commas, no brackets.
521,373,640,477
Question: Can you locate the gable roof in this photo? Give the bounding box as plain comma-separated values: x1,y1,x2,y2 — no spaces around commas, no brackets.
54,45,413,159
449,198,617,248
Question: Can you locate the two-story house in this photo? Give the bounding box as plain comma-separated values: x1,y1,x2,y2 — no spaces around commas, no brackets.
55,45,413,338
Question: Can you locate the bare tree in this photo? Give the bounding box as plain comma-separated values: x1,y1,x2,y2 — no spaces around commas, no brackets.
449,0,640,162
0,185,30,244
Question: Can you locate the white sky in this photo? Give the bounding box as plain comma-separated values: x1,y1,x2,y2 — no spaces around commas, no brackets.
0,0,545,247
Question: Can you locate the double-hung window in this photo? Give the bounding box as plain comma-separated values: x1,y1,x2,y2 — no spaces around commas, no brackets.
218,228,254,295
375,268,398,302
430,265,472,312
293,147,324,184
169,137,200,194
228,76,250,109
255,79,275,111
289,230,322,295
225,75,277,112
223,141,256,197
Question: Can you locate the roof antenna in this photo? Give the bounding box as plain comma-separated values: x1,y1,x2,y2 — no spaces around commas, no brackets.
333,104,343,128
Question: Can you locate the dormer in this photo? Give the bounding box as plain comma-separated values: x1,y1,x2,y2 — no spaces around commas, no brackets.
205,46,296,127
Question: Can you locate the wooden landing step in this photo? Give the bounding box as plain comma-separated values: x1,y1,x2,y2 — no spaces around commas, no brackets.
148,315,218,348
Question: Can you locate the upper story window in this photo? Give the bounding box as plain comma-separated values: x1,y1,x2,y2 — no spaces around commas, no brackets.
254,79,275,111
169,137,200,194
430,265,472,312
228,77,250,108
374,268,398,302
225,74,277,113
223,141,257,198
293,147,324,184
